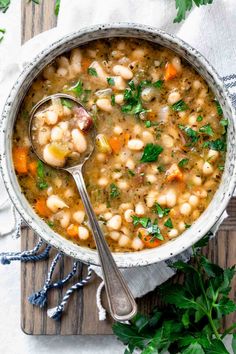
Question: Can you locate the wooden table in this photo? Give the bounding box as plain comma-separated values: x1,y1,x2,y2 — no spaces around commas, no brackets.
21,0,236,335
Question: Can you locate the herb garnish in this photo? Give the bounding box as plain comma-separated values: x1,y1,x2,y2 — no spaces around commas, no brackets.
111,94,115,106
87,67,98,76
0,28,5,42
199,123,214,136
121,80,149,116
132,216,164,241
145,120,159,128
197,115,203,122
179,125,199,144
54,0,60,16
171,99,189,112
140,143,163,163
61,98,73,109
164,217,173,228
203,138,226,151
113,234,236,354
107,77,115,86
154,203,170,218
0,0,10,12
109,183,120,199
37,160,48,190
178,158,189,168
174,0,215,23
220,118,228,127
215,100,223,116
68,80,83,96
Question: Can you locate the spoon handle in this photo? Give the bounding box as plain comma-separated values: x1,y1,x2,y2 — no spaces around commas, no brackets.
71,167,137,321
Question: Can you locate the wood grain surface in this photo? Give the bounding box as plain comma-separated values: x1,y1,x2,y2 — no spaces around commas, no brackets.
21,0,236,335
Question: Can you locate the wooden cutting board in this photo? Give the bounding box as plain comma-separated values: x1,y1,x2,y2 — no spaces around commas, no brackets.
21,0,236,335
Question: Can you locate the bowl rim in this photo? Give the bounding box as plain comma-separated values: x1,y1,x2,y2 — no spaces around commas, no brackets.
1,22,236,268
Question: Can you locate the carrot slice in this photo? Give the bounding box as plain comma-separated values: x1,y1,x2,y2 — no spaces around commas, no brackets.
166,163,183,182
108,136,122,154
28,161,37,176
81,58,91,71
67,224,79,237
12,147,28,174
164,62,177,81
138,228,161,248
35,198,51,217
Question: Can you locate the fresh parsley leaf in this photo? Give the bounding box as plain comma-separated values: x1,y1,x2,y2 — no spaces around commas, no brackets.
107,77,115,86
109,183,120,199
197,115,203,122
127,169,135,176
232,333,236,354
47,221,54,227
37,181,48,190
87,67,98,76
111,94,115,106
81,89,91,103
220,118,228,127
215,100,223,116
69,80,83,96
218,165,224,171
153,80,163,89
121,81,149,116
54,0,60,16
182,343,205,354
36,161,48,190
154,203,170,218
61,98,73,109
203,138,226,151
171,99,189,112
185,223,191,229
132,216,164,240
0,28,5,42
132,216,150,228
164,217,173,229
0,0,10,13
145,120,159,128
37,160,45,179
205,339,229,354
31,0,40,4
157,165,165,173
199,123,214,136
140,143,163,163
174,0,215,23
179,125,199,144
178,158,189,168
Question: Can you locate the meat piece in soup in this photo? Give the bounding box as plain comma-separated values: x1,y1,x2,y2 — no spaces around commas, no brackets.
12,38,227,252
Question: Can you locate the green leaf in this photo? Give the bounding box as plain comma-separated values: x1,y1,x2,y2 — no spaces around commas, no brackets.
220,118,228,127
178,158,189,167
153,203,170,218
197,115,203,122
171,100,189,111
179,125,199,144
131,313,149,333
87,67,98,76
140,144,163,163
146,222,164,241
164,217,173,229
37,181,48,190
132,216,150,228
0,0,10,13
199,123,214,136
69,80,83,96
174,0,215,23
215,297,236,316
194,232,212,248
107,77,115,86
145,120,159,128
200,255,222,277
205,339,229,354
61,98,73,109
112,322,149,348
109,183,120,199
203,138,226,151
162,285,200,310
182,343,205,354
0,27,5,42
111,94,115,106
54,0,60,16
153,80,163,89
37,160,45,179
215,100,223,117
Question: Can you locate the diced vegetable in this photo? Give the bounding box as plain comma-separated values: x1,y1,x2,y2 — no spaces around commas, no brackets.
166,163,183,182
13,147,28,174
28,161,37,176
72,106,93,131
138,229,161,248
164,62,177,81
35,198,51,217
108,136,122,154
96,134,112,153
67,224,79,237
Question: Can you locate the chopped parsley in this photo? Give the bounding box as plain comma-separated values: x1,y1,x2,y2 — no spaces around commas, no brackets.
0,1,10,13
220,118,228,127
185,223,191,229
218,165,224,171
132,216,164,241
179,125,199,144
164,217,173,229
145,120,159,128
153,80,164,89
199,123,214,136
0,28,5,42
68,80,83,96
154,203,170,218
61,98,73,109
171,100,189,112
111,94,115,106
121,80,149,116
215,100,223,116
107,77,115,86
109,183,120,199
54,0,60,16
127,169,135,176
87,67,98,76
203,138,226,151
47,221,54,228
37,161,48,190
178,158,189,168
197,115,203,122
140,143,163,163
157,165,165,173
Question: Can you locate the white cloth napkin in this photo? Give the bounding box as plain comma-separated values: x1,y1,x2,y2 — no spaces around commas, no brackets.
0,0,235,298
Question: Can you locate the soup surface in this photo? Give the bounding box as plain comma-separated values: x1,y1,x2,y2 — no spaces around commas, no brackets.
12,38,227,252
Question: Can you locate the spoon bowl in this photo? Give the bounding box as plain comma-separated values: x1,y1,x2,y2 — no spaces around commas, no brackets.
28,93,137,321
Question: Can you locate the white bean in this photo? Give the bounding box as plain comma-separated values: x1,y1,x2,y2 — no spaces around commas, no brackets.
127,139,144,151
118,234,130,247
119,203,134,211
71,128,87,153
162,134,174,148
142,131,154,143
112,171,122,180
103,212,113,221
193,80,202,90
70,48,82,74
51,126,63,141
98,177,109,187
146,174,157,184
115,94,124,105
113,125,123,135
45,110,58,125
180,202,192,216
78,226,89,240
89,61,108,82
124,209,135,223
58,210,71,229
46,195,68,213
168,229,179,238
121,226,130,236
113,76,126,91
146,191,158,208
207,149,219,162
73,210,85,224
166,190,177,208
202,161,214,175
109,231,120,241
47,187,53,196
107,215,122,230
117,180,129,190
192,175,202,186
113,65,133,80
96,98,112,112
125,158,135,170
188,114,197,126
178,221,186,232
189,195,199,207
64,188,74,199
43,144,65,167
131,48,146,60
135,203,145,216
157,194,167,206
38,127,51,145
131,237,144,250
172,57,182,72
96,153,106,162
167,91,180,105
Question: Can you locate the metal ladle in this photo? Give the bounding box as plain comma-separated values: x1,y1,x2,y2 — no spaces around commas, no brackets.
29,93,137,321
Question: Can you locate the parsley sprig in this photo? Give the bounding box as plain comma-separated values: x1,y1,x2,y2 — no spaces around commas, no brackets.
132,216,164,241
113,234,236,354
174,0,215,23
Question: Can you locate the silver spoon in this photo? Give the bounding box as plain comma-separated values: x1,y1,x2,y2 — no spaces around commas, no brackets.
29,93,137,321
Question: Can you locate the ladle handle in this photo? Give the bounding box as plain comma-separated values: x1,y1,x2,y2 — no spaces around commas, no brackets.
71,167,137,322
